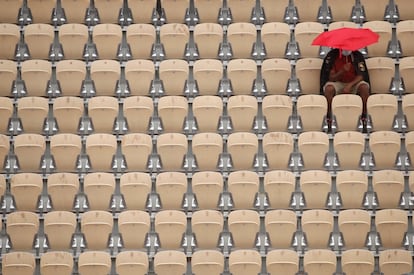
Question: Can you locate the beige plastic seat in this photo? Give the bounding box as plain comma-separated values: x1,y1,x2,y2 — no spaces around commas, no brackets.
56,60,86,96
26,0,55,23
58,23,89,60
17,96,48,134
227,95,257,132
126,24,156,60
264,170,295,209
302,209,334,248
90,59,120,96
154,210,187,249
60,0,89,23
94,0,123,23
155,171,187,210
121,133,152,171
116,250,149,275
158,95,188,133
193,0,223,23
266,249,299,275
24,23,54,59
294,22,324,58
192,132,223,171
159,59,189,96
227,131,258,170
153,250,187,275
367,93,398,131
44,211,77,250
297,94,327,131
83,172,115,210
363,21,392,57
119,172,151,210
295,58,323,94
0,97,13,133
265,209,297,248
406,131,414,168
47,172,79,211
261,58,291,94
300,170,332,209
336,170,368,209
0,134,10,169
20,59,52,96
227,22,257,59
14,133,45,172
298,131,329,170
118,210,150,249
127,0,156,24
326,0,356,22
159,23,189,59
0,60,17,97
0,0,23,24
227,170,259,209
78,251,112,275
228,249,261,275
333,131,365,170
294,0,323,22
228,209,260,248
191,209,224,249
375,209,408,248
40,251,74,275
338,209,370,249
394,0,414,21
0,23,19,60
328,20,359,30
6,211,39,250
379,249,413,275
10,173,42,211
396,20,414,57
2,251,36,275
191,250,224,275
160,0,189,23
193,23,223,59
193,59,223,96
365,57,395,94
192,171,223,209
403,94,414,131
372,170,404,208
303,249,336,275
85,133,117,171
332,94,363,131
263,131,294,170
81,210,113,249
53,96,84,133
123,95,153,133
400,57,414,95
227,0,256,23
341,249,375,275
88,96,119,133
156,132,188,171
125,59,154,96
192,95,223,132
360,0,390,21
261,0,290,23
369,130,401,169
262,95,293,131
227,58,257,95
50,133,82,172
92,23,122,60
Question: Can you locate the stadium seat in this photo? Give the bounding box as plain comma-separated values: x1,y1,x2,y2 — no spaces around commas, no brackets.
193,0,223,23
394,0,414,21
128,0,157,24
0,0,23,24
124,59,154,96
326,0,356,22
24,23,54,60
333,131,365,169
228,249,261,275
2,251,36,275
301,209,334,248
156,132,188,171
192,95,223,132
85,133,117,171
261,58,291,94
60,0,89,23
227,170,259,209
227,22,257,59
159,0,189,23
359,0,390,21
191,171,223,209
0,134,10,169
265,209,297,248
191,250,224,275
227,131,258,170
328,20,359,30
295,58,323,95
365,57,395,95
297,131,329,169
363,21,392,57
193,23,223,59
50,133,82,171
266,249,299,275
341,249,375,275
20,60,52,97
402,94,414,131
121,133,152,171
226,0,256,23
6,211,39,250
16,96,49,134
228,209,260,248
294,0,323,22
159,23,190,59
14,133,45,172
379,249,412,275
261,0,290,23
43,211,77,250
47,172,80,211
56,60,87,96
0,23,20,60
300,170,332,209
338,209,370,249
78,251,112,275
126,24,156,60
119,172,151,210
58,23,89,60
118,210,150,249
158,95,188,133
88,96,119,133
53,96,84,133
375,208,408,248
263,131,294,170
158,59,189,96
193,60,223,97
0,97,13,133
369,130,401,169
154,210,187,249
294,22,324,58
93,0,123,23
406,131,414,168
227,94,258,132
262,95,293,131
296,94,327,131
81,210,113,249
263,170,295,209
116,250,149,275
0,60,17,97
155,171,187,210
396,20,414,57
90,59,121,96
399,57,414,94
83,172,116,210
372,169,404,208
192,132,223,171
336,170,368,209
40,251,74,275
153,250,187,275
303,249,336,275
123,95,154,133
191,209,224,249
26,0,55,23
367,93,398,131
92,23,122,60
332,94,363,131
10,172,42,211
227,58,257,96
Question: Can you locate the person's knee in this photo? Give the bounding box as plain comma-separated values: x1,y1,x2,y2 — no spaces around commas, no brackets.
324,84,336,96
358,83,370,96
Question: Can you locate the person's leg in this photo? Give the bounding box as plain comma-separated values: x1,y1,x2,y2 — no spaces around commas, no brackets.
323,83,337,117
357,82,370,115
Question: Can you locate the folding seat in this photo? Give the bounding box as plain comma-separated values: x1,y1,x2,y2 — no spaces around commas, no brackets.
396,20,414,58
157,95,188,133
58,23,89,60
372,170,404,209
332,94,362,131
14,133,46,172
88,96,119,133
267,249,299,275
301,209,334,248
1,251,36,275
227,94,257,132
263,131,294,170
60,0,89,23
263,170,295,209
116,250,149,275
92,23,122,60
85,133,117,171
379,249,413,275
50,133,82,172
369,130,401,169
0,134,9,169
328,20,359,30
359,0,390,21
227,131,258,170
83,172,116,210
338,209,370,249
227,22,257,59
333,131,365,170
0,23,20,60
228,249,261,275
265,209,297,248
159,0,189,23
90,59,121,96
123,95,153,133
155,171,187,210
297,94,327,132
127,0,156,24
193,23,223,59
228,209,260,248
121,133,152,171
192,95,223,132
158,59,189,96
191,209,224,249
6,211,39,250
119,172,151,210
193,0,223,23
406,131,414,168
78,251,112,275
26,0,56,23
191,250,225,275
20,59,52,96
40,251,74,275
227,170,259,209
154,210,187,249
394,0,414,21
191,171,223,209
193,59,223,96
403,94,414,131
294,22,324,58
0,97,13,133
24,23,54,60
53,96,84,133
159,23,190,59
43,211,77,250
226,58,257,95
0,0,23,24
367,94,398,132
336,170,368,209
294,0,323,22
80,210,113,249
192,132,223,170
47,172,80,211
17,96,48,134
363,21,392,57
261,0,290,23
262,95,293,131
365,57,395,95
10,172,42,211
156,132,188,171
261,58,291,94
300,170,332,209
125,59,154,95
295,58,323,94
56,60,86,96
126,24,156,60
326,0,356,22
297,131,329,169
93,0,123,23
341,249,375,275
303,249,336,275
153,250,187,275
375,208,408,248
226,0,256,23
0,60,17,97
118,210,150,249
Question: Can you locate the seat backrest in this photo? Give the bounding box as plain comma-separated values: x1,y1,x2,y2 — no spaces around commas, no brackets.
50,133,82,171
21,60,52,97
191,249,224,275
191,209,224,249
372,170,404,208
26,0,56,23
116,250,149,275
264,170,295,209
365,57,395,94
360,0,390,21
118,210,150,249
341,249,374,275
227,131,258,170
83,172,116,210
156,132,188,171
6,211,39,250
261,58,291,94
78,251,112,275
266,249,299,275
295,58,323,94
402,94,414,131
60,0,90,23
297,94,327,131
298,131,329,169
338,209,371,249
405,131,414,168
193,59,223,96
300,170,332,209
159,59,189,96
44,211,77,250
193,0,223,23
17,96,49,134
396,20,414,57
0,23,20,60
93,0,123,23
375,208,408,248
47,172,79,211
119,172,151,210
262,94,293,131
58,23,89,60
24,23,54,59
153,250,187,275
53,96,84,133
367,93,398,131
0,60,17,97
126,24,156,60
80,210,114,250
160,0,190,23
0,0,23,24
227,209,260,248
227,94,258,132
56,60,86,96
90,59,121,96
154,210,187,249
85,133,117,171
92,23,122,60
192,132,223,171
265,209,297,248
261,0,290,23
123,95,154,133
40,251,74,275
159,23,190,59
294,22,324,58
193,23,223,59
326,0,356,21
228,170,259,209
228,249,261,275
128,0,157,24
125,59,155,96
226,0,256,23
2,251,36,275
363,20,392,57
157,95,188,133
10,172,42,211
294,0,323,22
88,96,119,133
155,171,187,210
14,133,45,172
304,249,336,275
191,171,223,209
227,22,257,59
379,249,413,275
192,95,223,132
333,131,365,169
332,94,363,131
336,170,368,209
263,131,294,170
328,20,359,30
227,58,257,95
369,130,401,169
0,97,13,133
301,209,334,249
121,133,152,171
0,134,10,170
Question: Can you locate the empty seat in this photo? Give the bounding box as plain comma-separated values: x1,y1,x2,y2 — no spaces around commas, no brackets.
263,131,294,170
301,209,334,248
264,170,295,209
375,208,408,248
338,209,371,249
26,0,55,23
394,0,414,21
294,22,324,58
94,0,123,23
192,171,223,209
0,0,23,24
17,96,48,134
20,59,52,96
14,133,45,172
50,133,82,171
0,60,17,97
191,250,224,275
379,249,413,275
333,131,365,169
227,131,258,170
83,172,115,210
156,132,188,171
155,171,187,209
153,250,187,275
88,96,119,133
56,60,87,96
125,59,154,96
126,24,156,60
128,0,157,24
0,23,19,60
81,210,113,249
228,249,261,275
300,170,332,209
228,209,260,248
47,172,80,211
400,56,414,94
332,94,363,131
262,95,293,131
6,211,39,250
159,23,189,59
261,58,291,94
303,249,337,275
159,59,189,96
360,0,390,21
298,131,329,170
121,133,152,171
341,249,374,275
192,95,223,132
116,250,149,275
90,59,121,96
193,59,223,96
191,209,224,249
40,251,74,275
78,251,112,275
366,57,395,94
0,97,13,133
158,95,188,133
193,0,223,23
119,172,151,210
372,170,404,208
396,20,414,57
53,96,84,133
85,133,117,171
160,0,189,23
10,172,42,211
92,23,122,60
295,58,323,94
227,22,257,59
369,130,401,169
261,0,290,23
2,251,36,275
367,94,398,131
326,0,356,21
193,23,223,59
336,170,368,209
227,95,257,132
60,0,89,23
227,58,257,95
403,94,414,131
266,249,299,275
363,21,392,57
265,209,297,248
192,132,223,171
406,131,414,168
154,210,187,249
227,170,259,209
0,134,10,169
44,211,77,250
24,23,54,59
118,210,150,249
58,23,89,60
294,0,323,22
227,0,256,23
123,95,153,133
328,20,359,30
297,94,327,131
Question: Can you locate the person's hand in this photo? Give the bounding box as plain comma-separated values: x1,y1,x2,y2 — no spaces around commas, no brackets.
343,63,352,72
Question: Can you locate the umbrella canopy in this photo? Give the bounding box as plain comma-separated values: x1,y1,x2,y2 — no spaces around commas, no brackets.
311,27,379,51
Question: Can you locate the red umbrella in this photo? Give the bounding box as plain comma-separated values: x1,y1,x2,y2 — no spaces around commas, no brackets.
311,27,379,51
